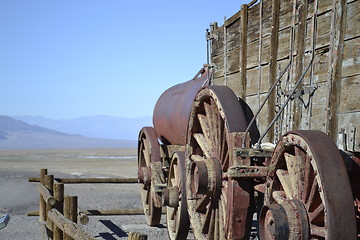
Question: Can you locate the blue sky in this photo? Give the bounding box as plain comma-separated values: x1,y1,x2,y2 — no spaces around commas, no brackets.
1,0,247,119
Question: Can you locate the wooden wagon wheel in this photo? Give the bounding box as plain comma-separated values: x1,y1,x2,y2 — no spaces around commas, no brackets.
164,151,190,240
260,130,356,239
138,127,164,226
186,86,256,240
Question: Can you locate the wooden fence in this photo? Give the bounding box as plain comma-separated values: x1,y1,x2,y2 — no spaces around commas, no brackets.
29,169,148,240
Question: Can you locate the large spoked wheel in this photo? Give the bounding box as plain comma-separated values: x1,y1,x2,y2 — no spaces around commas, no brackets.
260,130,356,239
186,86,255,240
164,151,190,240
138,127,163,226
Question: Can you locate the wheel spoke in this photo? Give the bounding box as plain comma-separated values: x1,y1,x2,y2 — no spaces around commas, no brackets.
310,224,326,238
276,169,293,198
204,102,218,155
196,195,210,213
219,119,226,163
302,154,313,203
193,133,211,158
214,207,219,239
285,152,301,198
208,203,216,239
222,151,229,172
173,164,179,187
198,113,215,153
308,203,324,223
202,201,213,234
305,176,318,210
191,154,204,162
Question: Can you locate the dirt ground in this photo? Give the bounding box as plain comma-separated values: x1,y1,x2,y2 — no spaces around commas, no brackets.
0,149,171,240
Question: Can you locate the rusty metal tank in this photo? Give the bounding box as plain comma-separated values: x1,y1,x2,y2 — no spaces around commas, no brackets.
153,66,209,145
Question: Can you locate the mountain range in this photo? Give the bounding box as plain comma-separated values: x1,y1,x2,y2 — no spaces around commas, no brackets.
0,115,150,149
13,115,152,140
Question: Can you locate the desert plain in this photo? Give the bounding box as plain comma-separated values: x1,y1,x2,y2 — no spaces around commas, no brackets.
0,148,170,240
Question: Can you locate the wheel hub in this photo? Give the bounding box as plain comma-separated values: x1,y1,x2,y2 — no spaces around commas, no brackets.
138,166,151,187
260,200,310,240
163,187,180,208
190,157,222,197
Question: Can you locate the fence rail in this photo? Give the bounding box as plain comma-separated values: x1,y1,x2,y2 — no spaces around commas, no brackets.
30,168,148,240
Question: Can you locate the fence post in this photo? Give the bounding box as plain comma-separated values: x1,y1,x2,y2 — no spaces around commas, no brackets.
44,175,54,231
53,182,64,240
39,169,47,222
64,196,78,240
128,232,148,240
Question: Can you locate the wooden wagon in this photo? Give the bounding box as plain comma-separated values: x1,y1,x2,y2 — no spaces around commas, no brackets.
138,0,360,239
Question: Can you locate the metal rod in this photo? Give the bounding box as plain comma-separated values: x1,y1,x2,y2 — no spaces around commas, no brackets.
243,61,291,147
256,58,314,145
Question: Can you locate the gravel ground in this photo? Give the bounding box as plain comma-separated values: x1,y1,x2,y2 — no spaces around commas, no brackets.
0,149,172,240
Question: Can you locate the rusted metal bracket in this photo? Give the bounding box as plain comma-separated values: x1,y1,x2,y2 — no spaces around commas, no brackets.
234,148,273,158
226,165,268,178
206,28,218,41
153,183,167,193
286,85,317,99
339,126,357,152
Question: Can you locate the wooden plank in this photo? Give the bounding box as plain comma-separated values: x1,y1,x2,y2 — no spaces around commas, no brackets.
325,0,347,142
246,64,270,96
240,4,249,100
305,82,328,132
345,0,360,40
226,17,241,51
267,0,280,142
339,74,360,113
246,93,271,142
342,36,360,78
226,72,243,97
247,0,272,42
224,17,228,85
227,47,240,74
293,0,309,130
211,28,224,57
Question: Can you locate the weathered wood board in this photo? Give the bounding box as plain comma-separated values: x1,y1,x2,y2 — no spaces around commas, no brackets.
209,0,360,151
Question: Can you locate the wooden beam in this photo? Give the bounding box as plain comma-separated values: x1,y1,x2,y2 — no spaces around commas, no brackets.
36,184,56,206
224,16,228,86
267,0,280,142
240,4,248,100
30,177,138,184
28,208,167,217
293,0,309,129
48,209,95,240
325,0,347,142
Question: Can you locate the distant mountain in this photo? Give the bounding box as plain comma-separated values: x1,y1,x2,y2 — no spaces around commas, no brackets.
0,116,136,149
13,115,153,140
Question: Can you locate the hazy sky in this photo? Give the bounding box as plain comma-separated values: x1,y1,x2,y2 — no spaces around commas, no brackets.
1,0,247,119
